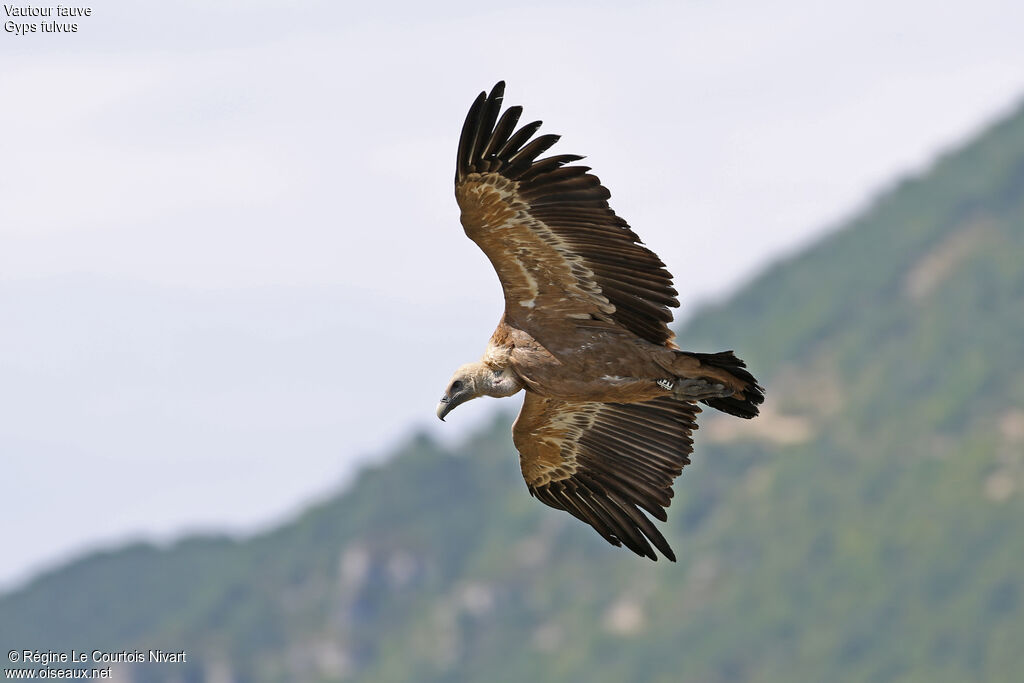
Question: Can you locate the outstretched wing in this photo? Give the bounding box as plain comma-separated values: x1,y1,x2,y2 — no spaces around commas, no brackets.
512,392,700,561
456,82,679,346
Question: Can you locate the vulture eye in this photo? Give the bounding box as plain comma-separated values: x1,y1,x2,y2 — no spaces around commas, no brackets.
451,380,464,392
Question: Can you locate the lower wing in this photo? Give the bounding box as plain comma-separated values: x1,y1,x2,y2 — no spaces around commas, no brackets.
512,393,699,561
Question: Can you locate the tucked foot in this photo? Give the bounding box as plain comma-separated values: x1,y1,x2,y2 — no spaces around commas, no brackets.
668,378,732,401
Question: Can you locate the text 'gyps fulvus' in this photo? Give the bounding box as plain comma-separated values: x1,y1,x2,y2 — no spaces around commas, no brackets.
437,82,764,561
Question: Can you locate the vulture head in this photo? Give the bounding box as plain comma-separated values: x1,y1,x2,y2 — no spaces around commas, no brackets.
436,361,523,421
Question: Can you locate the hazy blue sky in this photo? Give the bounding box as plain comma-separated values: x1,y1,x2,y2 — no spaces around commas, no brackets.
2,0,1023,588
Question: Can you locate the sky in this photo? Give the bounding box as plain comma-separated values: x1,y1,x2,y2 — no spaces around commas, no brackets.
2,0,1023,589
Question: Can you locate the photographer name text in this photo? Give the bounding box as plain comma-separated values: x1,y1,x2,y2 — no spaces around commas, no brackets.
9,649,188,665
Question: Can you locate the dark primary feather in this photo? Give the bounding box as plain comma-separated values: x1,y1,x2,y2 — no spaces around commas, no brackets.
456,92,486,184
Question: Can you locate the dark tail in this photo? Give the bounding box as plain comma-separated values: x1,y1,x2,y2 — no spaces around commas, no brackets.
687,350,764,419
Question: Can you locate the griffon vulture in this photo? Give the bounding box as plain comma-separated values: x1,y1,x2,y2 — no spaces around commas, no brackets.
437,82,764,561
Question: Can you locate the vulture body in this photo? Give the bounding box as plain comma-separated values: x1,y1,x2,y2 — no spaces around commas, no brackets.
437,82,764,561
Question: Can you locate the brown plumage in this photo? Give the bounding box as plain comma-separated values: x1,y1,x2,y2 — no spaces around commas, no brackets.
437,82,764,561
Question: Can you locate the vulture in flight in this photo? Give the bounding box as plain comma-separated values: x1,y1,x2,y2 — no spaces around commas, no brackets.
437,82,764,561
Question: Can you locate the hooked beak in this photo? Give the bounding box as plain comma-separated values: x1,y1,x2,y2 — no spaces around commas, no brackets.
436,392,467,421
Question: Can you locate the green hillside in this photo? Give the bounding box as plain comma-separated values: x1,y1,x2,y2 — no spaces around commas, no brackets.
3,102,1024,682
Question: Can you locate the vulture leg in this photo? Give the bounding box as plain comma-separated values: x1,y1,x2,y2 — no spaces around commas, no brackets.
668,378,731,401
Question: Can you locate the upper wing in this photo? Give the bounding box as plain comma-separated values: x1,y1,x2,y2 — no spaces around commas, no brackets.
456,82,679,346
512,392,700,561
